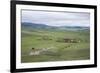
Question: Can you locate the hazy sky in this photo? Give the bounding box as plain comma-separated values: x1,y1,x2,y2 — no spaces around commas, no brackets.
21,10,90,27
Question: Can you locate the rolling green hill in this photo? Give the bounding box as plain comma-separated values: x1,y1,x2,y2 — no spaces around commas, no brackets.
21,22,90,63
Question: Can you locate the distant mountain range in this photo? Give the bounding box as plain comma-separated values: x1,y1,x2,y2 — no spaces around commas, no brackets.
22,22,50,28
22,22,90,31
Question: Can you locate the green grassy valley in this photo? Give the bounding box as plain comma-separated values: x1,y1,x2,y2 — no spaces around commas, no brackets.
21,23,90,63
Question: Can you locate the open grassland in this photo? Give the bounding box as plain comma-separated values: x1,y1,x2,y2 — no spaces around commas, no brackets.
21,27,90,63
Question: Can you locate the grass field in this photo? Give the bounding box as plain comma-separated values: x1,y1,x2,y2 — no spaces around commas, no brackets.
21,26,90,63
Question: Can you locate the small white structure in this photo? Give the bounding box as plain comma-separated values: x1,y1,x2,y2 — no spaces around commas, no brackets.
29,47,55,56
29,50,41,55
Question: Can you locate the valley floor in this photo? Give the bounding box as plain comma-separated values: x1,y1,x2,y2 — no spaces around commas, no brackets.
21,28,90,63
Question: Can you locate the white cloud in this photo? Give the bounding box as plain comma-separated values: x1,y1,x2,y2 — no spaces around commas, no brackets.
22,10,90,27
